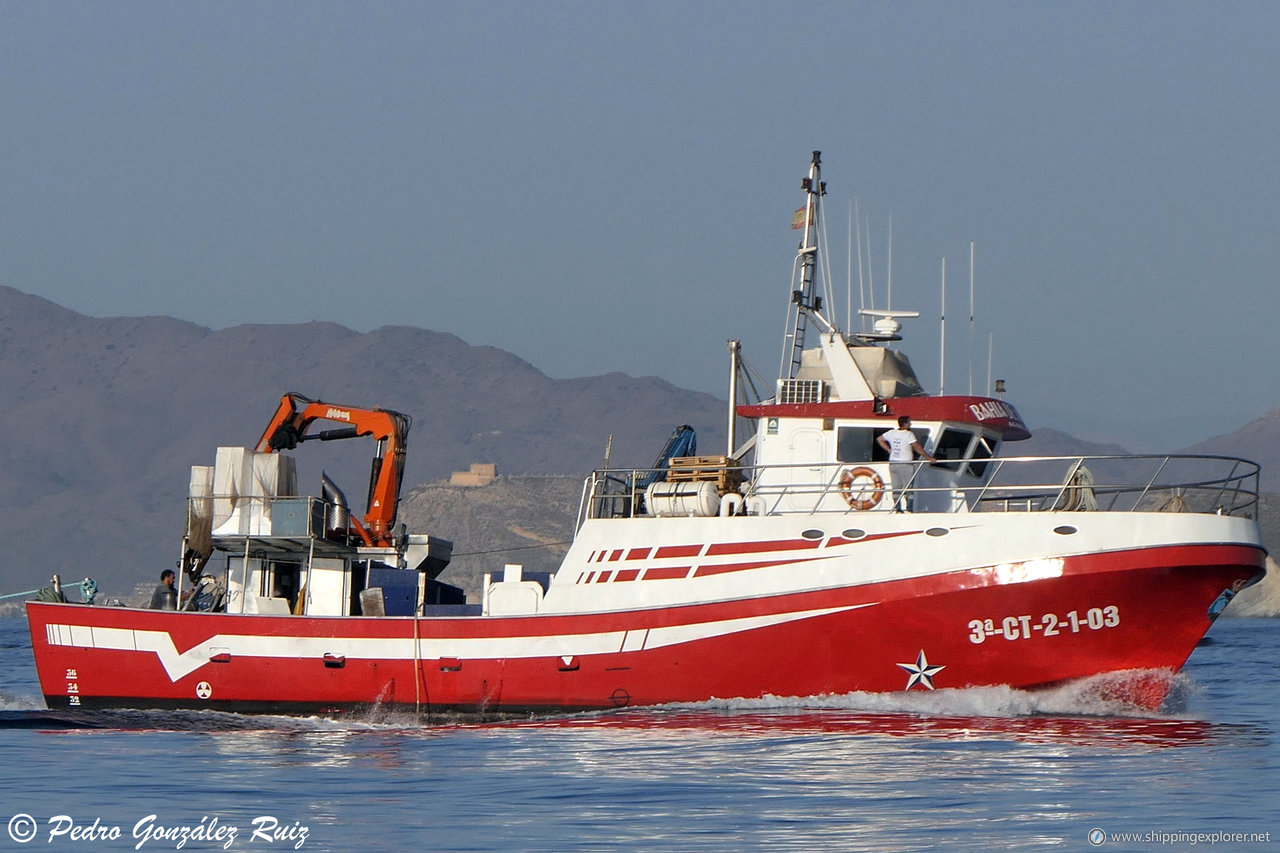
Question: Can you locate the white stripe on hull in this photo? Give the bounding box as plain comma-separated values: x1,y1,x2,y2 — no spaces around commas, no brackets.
45,602,873,683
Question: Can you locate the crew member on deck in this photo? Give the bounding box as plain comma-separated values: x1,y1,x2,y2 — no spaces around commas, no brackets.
149,569,178,610
877,416,936,512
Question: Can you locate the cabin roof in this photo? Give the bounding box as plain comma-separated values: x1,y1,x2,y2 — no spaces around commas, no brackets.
737,394,1031,441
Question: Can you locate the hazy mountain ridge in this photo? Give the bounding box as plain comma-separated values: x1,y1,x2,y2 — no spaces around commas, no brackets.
1015,427,1133,459
1026,413,1280,493
0,286,726,596
399,475,583,602
1182,409,1280,491
1,285,1277,601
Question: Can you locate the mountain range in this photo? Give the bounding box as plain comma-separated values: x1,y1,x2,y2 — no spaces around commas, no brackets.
1,284,1275,600
0,285,725,598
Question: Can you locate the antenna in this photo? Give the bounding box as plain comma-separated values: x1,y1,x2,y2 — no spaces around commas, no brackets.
865,215,875,312
855,199,866,330
968,242,975,395
846,199,852,335
886,214,894,309
939,258,947,395
820,204,836,331
987,332,994,395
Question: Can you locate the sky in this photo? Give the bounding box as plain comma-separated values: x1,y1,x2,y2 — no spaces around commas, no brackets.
2,1,1278,450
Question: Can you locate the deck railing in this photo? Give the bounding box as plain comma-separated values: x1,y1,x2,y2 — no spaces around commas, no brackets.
579,454,1261,523
187,494,359,552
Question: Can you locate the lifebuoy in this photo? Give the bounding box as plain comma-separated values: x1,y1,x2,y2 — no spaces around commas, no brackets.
839,466,884,510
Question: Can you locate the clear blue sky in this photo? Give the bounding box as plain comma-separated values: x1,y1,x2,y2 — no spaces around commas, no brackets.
3,1,1277,450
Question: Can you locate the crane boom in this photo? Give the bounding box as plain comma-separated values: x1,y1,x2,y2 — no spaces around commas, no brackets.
255,392,411,547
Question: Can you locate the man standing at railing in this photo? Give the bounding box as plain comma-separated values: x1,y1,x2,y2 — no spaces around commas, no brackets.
878,416,936,512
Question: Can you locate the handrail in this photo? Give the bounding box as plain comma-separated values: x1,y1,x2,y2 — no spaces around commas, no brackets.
577,454,1261,521
1213,458,1245,515
810,465,847,516
969,458,1008,508
1134,455,1172,508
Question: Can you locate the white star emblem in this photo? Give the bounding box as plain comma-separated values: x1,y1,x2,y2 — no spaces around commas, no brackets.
897,650,946,690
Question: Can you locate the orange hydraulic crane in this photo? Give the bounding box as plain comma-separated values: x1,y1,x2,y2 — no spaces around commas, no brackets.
256,392,411,547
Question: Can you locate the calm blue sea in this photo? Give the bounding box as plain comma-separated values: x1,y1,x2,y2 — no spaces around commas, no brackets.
0,615,1276,852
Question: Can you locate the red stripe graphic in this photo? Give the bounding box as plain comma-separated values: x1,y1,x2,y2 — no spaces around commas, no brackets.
694,556,827,577
655,544,702,559
705,538,824,556
643,567,691,581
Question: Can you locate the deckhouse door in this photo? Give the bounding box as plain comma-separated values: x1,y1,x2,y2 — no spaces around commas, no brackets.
787,427,826,511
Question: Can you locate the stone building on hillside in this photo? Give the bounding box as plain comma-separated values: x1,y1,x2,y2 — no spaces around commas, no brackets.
451,463,497,487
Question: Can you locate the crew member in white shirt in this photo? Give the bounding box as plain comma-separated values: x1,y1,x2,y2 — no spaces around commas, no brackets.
876,416,936,512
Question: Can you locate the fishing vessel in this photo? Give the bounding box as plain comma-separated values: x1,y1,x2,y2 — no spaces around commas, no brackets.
26,153,1265,715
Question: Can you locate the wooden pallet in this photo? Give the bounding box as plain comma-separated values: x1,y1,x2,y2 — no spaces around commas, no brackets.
667,456,743,494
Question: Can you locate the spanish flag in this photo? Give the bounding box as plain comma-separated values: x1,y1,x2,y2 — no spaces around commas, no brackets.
791,206,808,230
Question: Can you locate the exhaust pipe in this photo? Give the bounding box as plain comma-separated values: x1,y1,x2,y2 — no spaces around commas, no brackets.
320,471,351,540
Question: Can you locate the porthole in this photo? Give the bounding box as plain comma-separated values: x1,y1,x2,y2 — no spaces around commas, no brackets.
801,528,825,540
840,528,867,541
1053,525,1079,535
925,527,950,537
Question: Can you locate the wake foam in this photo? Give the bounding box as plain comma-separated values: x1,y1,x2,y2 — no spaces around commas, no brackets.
0,690,47,712
665,669,1194,719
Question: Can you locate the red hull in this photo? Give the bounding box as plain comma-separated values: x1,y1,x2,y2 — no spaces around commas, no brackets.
27,544,1262,715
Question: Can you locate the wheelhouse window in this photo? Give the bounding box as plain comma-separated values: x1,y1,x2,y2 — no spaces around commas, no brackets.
836,426,891,463
967,435,999,478
932,428,974,471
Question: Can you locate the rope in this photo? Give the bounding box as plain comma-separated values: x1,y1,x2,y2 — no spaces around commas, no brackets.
0,578,98,603
413,604,422,722
451,541,572,558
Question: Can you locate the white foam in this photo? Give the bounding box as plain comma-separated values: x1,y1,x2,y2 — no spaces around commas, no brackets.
658,670,1194,720
0,690,47,712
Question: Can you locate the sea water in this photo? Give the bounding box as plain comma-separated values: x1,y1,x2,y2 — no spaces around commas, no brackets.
0,615,1276,852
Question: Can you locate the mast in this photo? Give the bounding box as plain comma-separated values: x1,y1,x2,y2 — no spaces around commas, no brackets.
727,339,740,457
939,258,946,395
780,150,828,381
